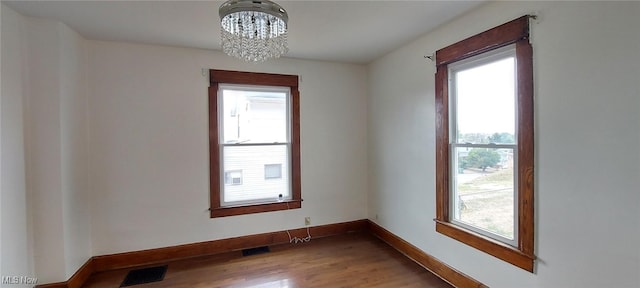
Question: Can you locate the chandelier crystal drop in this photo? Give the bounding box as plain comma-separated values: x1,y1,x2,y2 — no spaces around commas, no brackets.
219,0,289,62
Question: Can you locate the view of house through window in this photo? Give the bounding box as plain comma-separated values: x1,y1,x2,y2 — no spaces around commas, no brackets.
219,85,291,205
450,46,517,244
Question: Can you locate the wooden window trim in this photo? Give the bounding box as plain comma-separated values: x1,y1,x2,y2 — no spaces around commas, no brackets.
209,69,302,218
434,16,535,272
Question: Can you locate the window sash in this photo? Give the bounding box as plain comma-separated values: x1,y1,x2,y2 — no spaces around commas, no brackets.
448,44,518,145
446,45,519,245
218,84,291,144
449,143,519,246
220,143,292,206
218,84,292,207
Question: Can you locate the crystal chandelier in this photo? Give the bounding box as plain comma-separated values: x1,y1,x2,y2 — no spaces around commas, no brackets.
219,0,289,62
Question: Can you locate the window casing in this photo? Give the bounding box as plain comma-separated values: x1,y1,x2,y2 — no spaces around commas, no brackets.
209,70,301,218
434,16,535,272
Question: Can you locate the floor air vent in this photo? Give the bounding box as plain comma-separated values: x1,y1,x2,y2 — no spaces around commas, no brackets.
120,265,168,287
242,246,270,256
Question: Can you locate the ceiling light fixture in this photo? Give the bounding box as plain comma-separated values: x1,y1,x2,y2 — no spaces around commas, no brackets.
219,0,289,62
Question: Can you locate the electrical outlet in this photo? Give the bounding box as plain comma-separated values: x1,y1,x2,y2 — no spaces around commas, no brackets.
304,217,311,226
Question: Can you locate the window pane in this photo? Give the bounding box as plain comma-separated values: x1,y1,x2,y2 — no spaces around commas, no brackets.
264,164,282,179
223,145,289,204
453,147,515,240
455,56,516,144
222,89,287,144
224,170,243,185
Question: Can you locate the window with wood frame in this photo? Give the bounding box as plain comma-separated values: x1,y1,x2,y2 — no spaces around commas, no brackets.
209,70,301,218
434,16,535,271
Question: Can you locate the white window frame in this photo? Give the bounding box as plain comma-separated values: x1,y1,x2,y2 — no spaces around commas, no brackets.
448,44,519,246
217,84,292,207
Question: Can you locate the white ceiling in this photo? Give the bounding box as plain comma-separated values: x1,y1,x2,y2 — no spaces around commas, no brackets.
4,0,486,64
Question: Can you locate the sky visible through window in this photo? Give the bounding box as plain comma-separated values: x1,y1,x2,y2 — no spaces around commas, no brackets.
456,57,515,138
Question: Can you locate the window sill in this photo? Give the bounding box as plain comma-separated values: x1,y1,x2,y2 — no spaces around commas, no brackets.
434,220,535,272
210,199,302,218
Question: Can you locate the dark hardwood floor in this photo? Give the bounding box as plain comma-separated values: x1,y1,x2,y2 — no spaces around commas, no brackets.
83,232,453,288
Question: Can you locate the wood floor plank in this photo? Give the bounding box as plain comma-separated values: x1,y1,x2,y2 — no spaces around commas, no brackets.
82,233,453,288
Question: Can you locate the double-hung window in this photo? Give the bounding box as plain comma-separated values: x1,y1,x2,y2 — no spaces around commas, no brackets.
434,16,535,271
449,45,519,245
209,70,301,218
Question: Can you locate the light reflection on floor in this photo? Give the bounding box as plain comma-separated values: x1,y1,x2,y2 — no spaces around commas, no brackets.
244,278,291,288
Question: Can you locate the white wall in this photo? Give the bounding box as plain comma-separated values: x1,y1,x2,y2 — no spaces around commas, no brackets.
88,41,368,255
3,2,366,281
1,4,91,283
1,4,33,286
368,1,640,287
59,19,91,280
27,18,91,282
1,2,3,281
27,18,66,282
8,1,638,286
